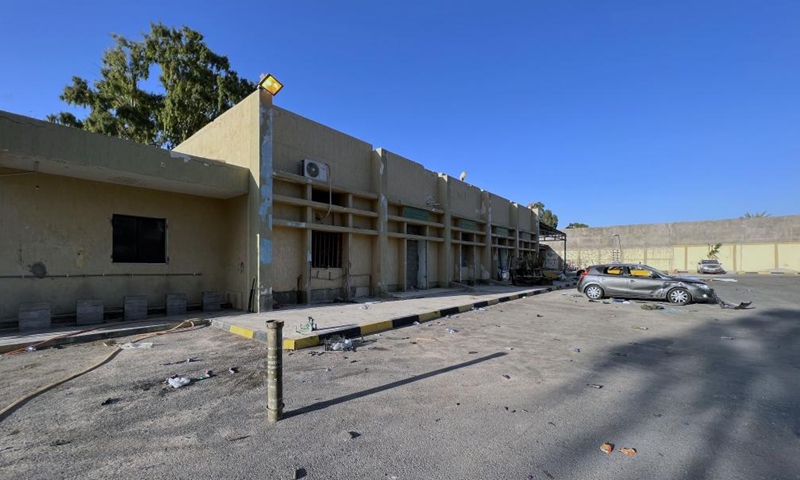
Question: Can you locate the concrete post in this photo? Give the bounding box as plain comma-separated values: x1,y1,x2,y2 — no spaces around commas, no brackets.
266,320,284,422
258,91,275,311
438,174,452,287
371,149,389,297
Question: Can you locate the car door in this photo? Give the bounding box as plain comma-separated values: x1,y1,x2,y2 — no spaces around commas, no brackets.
599,266,628,297
626,267,666,299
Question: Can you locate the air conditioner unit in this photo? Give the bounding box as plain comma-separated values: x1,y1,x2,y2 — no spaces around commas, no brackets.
302,159,328,182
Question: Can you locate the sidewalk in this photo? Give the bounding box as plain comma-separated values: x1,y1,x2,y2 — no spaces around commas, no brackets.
212,281,578,350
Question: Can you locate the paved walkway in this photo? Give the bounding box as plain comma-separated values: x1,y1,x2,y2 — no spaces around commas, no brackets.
212,281,577,349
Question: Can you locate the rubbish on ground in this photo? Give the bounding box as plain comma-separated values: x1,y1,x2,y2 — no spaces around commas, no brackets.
622,301,631,304
49,439,71,447
331,339,354,351
120,342,153,349
342,431,361,440
162,357,198,366
506,347,514,350
630,326,649,330
502,374,511,380
202,370,213,378
619,447,637,457
536,314,543,317
446,328,458,334
324,367,332,372
100,398,117,406
641,304,664,311
570,294,583,298
586,384,603,389
571,347,581,353
711,278,738,282
412,321,420,325
613,298,624,303
600,442,614,454
167,376,191,388
25,346,37,352
713,294,752,309
468,351,478,354
229,367,238,374
293,467,308,479
296,316,317,334
720,336,735,340
603,301,611,304
473,307,486,312
308,351,325,357
224,435,250,442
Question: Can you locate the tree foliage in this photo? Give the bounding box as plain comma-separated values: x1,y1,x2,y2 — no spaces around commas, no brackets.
707,243,723,259
528,201,559,228
47,23,255,148
565,222,589,229
741,212,771,218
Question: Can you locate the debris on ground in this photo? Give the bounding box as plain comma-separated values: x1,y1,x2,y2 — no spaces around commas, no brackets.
100,398,117,406
473,307,486,312
167,376,191,389
630,326,649,330
162,358,198,366
119,342,153,349
571,347,581,353
502,374,511,380
224,435,250,442
331,339,354,351
412,321,420,325
308,351,325,357
641,304,664,311
293,467,308,479
586,384,603,389
536,314,543,317
600,442,614,454
619,447,637,457
49,439,71,447
296,316,317,334
341,431,361,440
229,367,238,374
446,328,458,334
468,351,478,354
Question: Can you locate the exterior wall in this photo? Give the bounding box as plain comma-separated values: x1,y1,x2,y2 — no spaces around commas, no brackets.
386,152,440,207
553,216,800,273
0,172,234,321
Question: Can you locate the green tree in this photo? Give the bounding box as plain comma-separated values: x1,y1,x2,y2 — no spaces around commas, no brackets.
529,201,558,228
741,212,771,218
707,243,722,259
47,23,255,148
565,222,589,229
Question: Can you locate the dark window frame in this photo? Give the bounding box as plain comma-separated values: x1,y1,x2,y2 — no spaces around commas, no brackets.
111,214,168,264
311,230,342,268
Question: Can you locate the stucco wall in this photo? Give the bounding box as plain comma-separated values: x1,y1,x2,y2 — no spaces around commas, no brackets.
385,151,440,207
0,172,235,320
272,107,374,193
490,194,511,227
449,179,483,220
554,216,800,272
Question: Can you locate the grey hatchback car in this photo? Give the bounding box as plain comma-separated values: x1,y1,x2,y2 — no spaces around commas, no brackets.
577,264,715,305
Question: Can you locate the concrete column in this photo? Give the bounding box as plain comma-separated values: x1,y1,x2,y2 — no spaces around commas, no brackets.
438,174,453,286
511,203,521,259
372,149,389,297
481,191,492,282
257,91,275,311
302,184,313,304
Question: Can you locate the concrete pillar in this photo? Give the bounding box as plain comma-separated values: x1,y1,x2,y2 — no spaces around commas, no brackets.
258,90,275,311
438,174,453,286
372,149,389,297
302,184,313,304
481,191,492,282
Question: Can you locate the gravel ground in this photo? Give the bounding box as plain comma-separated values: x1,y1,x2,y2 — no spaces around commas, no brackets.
0,276,798,480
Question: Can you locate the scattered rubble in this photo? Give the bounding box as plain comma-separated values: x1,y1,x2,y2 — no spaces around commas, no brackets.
600,442,614,454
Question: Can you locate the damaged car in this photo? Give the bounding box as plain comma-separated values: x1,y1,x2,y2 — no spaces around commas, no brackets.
577,264,715,305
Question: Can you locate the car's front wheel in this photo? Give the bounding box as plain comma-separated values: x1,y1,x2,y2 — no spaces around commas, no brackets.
584,284,604,300
667,288,691,305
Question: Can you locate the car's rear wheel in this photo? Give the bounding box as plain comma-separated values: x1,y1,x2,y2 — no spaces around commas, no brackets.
584,284,604,300
667,288,691,305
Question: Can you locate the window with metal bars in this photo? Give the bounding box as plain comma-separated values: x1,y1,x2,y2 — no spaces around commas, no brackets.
311,231,342,268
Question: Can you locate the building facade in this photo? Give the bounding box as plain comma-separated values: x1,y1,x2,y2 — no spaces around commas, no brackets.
0,89,540,325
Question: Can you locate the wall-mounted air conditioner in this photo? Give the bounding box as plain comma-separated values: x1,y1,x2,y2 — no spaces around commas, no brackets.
302,159,328,182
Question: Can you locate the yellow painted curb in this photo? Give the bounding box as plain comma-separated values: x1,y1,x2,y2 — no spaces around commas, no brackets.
418,311,440,322
229,325,255,339
361,320,393,335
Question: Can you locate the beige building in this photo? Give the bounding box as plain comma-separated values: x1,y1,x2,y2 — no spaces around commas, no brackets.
0,90,540,326
544,216,800,274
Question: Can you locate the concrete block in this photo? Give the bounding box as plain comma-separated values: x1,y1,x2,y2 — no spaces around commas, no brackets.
202,291,221,312
76,299,104,325
166,293,187,316
19,302,51,331
124,295,148,321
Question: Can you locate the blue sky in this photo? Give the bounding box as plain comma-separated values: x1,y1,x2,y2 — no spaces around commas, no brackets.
1,0,797,227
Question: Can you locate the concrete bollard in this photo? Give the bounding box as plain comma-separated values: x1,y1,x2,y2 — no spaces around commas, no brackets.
266,320,284,422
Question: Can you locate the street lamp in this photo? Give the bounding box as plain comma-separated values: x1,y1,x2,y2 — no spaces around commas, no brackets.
259,73,284,96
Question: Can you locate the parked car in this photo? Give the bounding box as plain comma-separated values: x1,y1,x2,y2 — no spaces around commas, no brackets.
577,263,715,305
697,259,726,274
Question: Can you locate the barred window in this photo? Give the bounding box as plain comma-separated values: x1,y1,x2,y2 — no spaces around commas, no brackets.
312,231,342,268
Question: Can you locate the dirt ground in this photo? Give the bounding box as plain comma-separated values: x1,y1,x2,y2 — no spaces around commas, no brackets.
1,276,798,480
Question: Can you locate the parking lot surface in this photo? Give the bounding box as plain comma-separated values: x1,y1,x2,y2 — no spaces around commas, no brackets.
1,276,798,479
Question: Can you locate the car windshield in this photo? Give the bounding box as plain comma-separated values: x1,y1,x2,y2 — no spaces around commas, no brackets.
701,260,720,264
